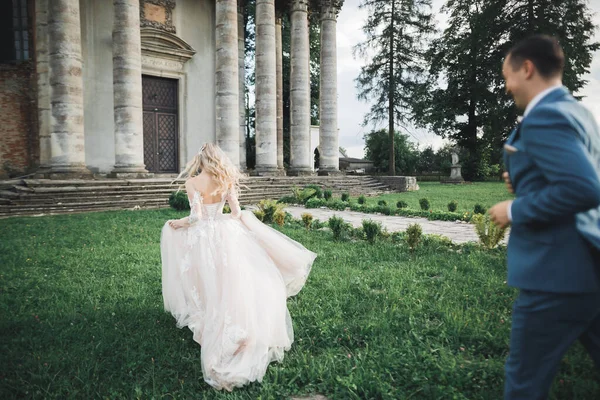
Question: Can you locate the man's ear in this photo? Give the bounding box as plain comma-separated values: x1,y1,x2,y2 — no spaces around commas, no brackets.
524,59,535,80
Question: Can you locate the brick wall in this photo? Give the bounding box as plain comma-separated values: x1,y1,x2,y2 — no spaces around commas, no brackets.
0,61,37,179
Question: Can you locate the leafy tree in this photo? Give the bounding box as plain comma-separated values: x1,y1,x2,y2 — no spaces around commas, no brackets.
364,129,420,174
413,0,598,180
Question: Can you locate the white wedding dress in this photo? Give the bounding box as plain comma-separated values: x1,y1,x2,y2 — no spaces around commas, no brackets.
160,189,316,391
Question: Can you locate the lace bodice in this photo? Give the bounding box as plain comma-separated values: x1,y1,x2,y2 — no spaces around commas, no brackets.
187,189,241,224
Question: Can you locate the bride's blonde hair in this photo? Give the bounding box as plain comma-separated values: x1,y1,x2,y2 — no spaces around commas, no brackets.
174,143,243,196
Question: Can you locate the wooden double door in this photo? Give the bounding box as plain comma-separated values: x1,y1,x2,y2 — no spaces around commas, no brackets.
142,75,179,173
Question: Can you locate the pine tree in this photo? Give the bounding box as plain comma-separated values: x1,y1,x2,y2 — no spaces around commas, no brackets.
354,0,435,175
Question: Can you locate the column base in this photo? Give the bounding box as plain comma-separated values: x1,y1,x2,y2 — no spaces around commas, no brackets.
287,168,314,176
317,168,343,176
40,165,94,180
108,165,153,179
252,166,286,176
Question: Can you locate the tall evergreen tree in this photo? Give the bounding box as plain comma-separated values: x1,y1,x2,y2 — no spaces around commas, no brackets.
354,0,435,175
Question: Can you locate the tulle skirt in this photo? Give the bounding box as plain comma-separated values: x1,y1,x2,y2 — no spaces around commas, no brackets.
161,211,316,390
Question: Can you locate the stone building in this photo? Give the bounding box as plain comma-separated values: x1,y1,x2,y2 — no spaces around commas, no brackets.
0,0,343,179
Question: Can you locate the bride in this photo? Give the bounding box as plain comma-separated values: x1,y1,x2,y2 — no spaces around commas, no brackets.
160,143,316,391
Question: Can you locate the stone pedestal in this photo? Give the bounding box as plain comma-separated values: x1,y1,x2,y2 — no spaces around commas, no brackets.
111,0,148,176
442,164,465,184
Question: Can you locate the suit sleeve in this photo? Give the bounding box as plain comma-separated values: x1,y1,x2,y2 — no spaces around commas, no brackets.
511,106,600,225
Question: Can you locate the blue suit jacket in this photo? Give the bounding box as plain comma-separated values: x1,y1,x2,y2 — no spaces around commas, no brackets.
504,86,600,293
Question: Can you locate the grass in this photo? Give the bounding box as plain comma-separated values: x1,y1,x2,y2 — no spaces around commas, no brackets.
365,182,514,213
0,209,597,399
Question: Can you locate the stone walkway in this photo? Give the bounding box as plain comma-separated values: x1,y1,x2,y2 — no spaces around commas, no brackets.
282,206,510,244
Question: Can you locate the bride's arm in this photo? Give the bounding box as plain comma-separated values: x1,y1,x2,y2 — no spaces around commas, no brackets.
169,181,202,229
226,189,242,219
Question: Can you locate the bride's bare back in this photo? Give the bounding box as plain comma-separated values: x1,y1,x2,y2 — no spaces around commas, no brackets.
186,172,223,204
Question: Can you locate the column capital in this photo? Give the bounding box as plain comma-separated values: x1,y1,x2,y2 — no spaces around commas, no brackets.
318,0,343,21
289,0,309,13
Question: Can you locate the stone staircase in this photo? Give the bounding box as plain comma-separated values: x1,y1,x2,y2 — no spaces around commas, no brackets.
0,176,394,218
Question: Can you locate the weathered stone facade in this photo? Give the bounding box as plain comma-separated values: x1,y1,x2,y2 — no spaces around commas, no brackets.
0,0,344,178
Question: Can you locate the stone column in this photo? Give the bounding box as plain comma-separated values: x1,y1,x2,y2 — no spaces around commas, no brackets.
254,0,279,174
47,0,89,177
216,0,240,167
111,0,148,177
288,0,312,175
35,0,51,172
238,0,247,171
319,1,341,174
275,11,284,171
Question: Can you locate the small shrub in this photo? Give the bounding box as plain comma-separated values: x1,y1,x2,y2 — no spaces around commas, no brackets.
396,200,408,209
419,198,430,211
324,189,333,201
391,231,405,243
378,199,388,207
305,198,326,209
341,193,350,202
312,219,326,230
472,213,507,249
305,184,323,199
328,216,347,240
273,210,286,226
257,199,285,224
448,200,458,212
254,210,265,222
376,206,393,215
223,204,231,214
278,196,297,204
365,206,378,214
474,204,486,215
292,186,317,204
350,203,363,212
358,195,367,205
329,200,348,211
169,191,190,211
301,213,313,230
350,226,365,240
362,219,383,244
406,223,423,252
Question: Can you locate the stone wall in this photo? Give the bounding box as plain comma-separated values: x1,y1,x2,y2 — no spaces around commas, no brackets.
373,176,419,192
0,62,37,178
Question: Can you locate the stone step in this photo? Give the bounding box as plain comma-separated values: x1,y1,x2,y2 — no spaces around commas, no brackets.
7,181,381,195
4,181,387,199
0,204,168,218
0,175,396,218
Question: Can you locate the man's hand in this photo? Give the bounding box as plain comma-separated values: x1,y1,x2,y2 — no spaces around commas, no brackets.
503,172,514,194
489,200,513,228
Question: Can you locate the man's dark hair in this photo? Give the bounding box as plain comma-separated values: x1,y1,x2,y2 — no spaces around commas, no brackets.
507,35,565,79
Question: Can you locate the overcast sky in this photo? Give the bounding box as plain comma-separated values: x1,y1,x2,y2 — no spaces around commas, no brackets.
336,0,600,158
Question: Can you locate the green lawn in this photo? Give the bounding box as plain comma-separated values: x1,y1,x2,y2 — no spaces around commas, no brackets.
366,182,514,213
0,209,597,399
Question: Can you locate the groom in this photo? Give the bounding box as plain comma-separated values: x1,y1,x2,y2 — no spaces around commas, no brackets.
489,35,600,399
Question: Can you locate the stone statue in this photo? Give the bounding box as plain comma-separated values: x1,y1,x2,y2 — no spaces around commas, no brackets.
446,147,464,183
451,149,459,166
